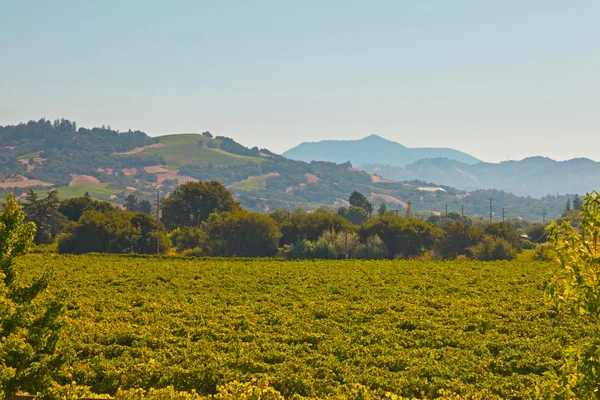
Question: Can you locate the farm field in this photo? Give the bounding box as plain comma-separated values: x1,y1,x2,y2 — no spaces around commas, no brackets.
17,255,589,399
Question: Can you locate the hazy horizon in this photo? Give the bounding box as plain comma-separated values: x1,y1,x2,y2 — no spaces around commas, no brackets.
2,1,599,162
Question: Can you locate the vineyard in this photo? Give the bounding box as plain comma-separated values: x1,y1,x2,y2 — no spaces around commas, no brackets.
15,255,591,399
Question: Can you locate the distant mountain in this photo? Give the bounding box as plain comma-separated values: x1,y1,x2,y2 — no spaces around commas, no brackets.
282,134,481,166
0,119,573,221
362,156,600,198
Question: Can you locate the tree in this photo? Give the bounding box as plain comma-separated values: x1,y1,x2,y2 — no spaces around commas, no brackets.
537,191,600,397
21,189,67,244
348,191,373,215
359,215,441,259
573,194,583,211
57,209,169,254
405,200,412,219
527,223,549,243
58,196,114,222
435,221,483,259
565,198,571,212
202,210,281,257
161,181,240,230
377,203,388,217
278,212,353,246
124,194,139,212
484,222,521,250
337,206,368,225
0,194,65,399
469,235,517,261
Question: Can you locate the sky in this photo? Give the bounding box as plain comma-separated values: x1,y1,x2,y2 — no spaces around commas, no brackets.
1,1,598,163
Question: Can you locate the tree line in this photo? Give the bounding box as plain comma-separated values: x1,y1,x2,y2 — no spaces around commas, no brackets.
11,180,556,261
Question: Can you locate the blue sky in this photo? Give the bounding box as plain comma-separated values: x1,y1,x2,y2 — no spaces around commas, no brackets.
1,1,598,162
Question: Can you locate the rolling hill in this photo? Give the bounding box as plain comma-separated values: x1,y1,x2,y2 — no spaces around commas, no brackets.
0,119,574,221
282,134,481,166
362,157,600,198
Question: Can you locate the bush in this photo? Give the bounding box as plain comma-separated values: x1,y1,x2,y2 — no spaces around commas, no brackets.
201,210,281,257
533,242,556,261
278,212,353,246
58,210,170,254
171,226,205,251
484,222,521,250
469,235,517,261
359,216,441,259
435,221,483,260
281,230,387,260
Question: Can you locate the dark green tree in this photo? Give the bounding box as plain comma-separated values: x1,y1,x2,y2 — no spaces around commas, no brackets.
57,210,169,255
484,222,521,250
359,215,441,259
377,203,388,217
278,212,353,246
565,198,571,212
348,191,373,215
161,181,240,230
527,223,549,243
21,189,67,244
435,221,483,259
58,197,113,222
0,194,65,399
338,206,368,225
573,194,583,211
202,210,281,257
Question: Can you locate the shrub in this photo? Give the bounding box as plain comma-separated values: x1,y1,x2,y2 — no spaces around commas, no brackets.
171,227,205,251
469,235,517,261
359,216,441,259
58,210,170,254
201,210,281,257
533,242,556,261
435,221,483,260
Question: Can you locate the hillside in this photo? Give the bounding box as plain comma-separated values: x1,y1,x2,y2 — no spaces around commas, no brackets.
282,134,481,166
363,157,600,198
0,119,573,221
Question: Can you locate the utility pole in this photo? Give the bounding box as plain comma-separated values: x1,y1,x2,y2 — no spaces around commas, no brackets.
502,207,505,223
542,209,547,224
489,198,493,223
156,192,161,256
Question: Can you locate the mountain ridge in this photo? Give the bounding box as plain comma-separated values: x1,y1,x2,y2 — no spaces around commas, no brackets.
362,156,600,198
282,134,481,166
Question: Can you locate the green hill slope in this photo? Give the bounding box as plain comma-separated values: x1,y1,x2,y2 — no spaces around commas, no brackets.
117,134,264,168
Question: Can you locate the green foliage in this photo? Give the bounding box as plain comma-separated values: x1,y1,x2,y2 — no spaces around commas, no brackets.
201,210,281,257
539,191,600,397
377,203,388,217
0,194,64,399
58,209,170,255
527,223,549,244
12,254,588,398
337,206,368,225
533,243,556,262
281,230,386,260
21,189,66,244
161,181,240,230
124,194,153,215
58,196,114,222
348,191,373,215
483,222,521,250
469,235,517,261
359,215,441,259
170,227,205,251
435,221,483,260
277,211,353,246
